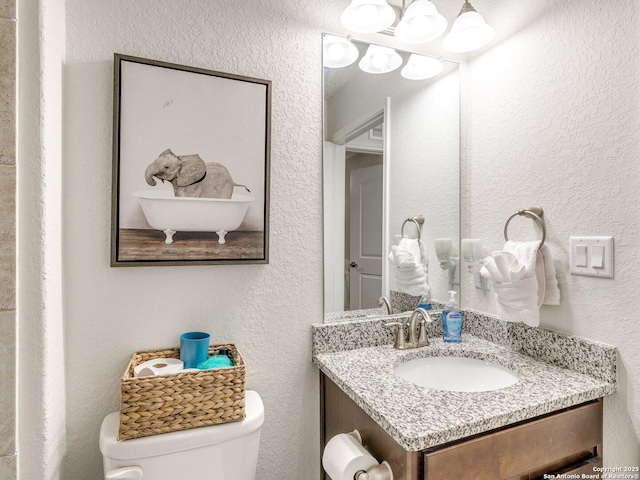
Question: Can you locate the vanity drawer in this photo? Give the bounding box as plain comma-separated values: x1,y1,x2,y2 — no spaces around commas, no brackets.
423,399,603,480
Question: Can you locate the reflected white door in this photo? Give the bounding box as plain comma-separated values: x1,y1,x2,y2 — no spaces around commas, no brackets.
349,164,383,309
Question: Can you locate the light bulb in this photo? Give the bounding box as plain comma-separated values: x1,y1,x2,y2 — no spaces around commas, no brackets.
341,0,396,34
443,2,494,53
323,35,359,68
401,54,443,80
327,44,346,62
372,55,386,70
409,15,430,32
358,45,403,74
359,4,380,30
394,0,447,44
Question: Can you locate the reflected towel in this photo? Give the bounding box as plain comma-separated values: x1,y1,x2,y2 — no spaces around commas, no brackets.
388,237,428,296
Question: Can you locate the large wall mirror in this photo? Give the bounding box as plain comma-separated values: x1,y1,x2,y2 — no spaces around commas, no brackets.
322,34,460,320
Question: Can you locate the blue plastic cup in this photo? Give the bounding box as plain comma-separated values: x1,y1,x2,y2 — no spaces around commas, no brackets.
180,332,210,368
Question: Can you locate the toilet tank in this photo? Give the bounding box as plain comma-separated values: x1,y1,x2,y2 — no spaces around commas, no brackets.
100,390,264,480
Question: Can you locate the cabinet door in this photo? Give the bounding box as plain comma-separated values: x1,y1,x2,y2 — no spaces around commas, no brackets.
321,374,422,480
423,400,602,480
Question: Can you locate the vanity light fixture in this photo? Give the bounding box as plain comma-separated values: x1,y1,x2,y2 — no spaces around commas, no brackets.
434,238,455,270
340,0,397,34
461,238,489,289
339,0,495,53
442,1,495,53
359,44,403,74
435,237,459,285
323,35,360,68
394,0,447,44
401,54,443,80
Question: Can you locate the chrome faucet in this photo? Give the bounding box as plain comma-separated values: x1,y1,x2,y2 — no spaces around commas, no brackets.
378,296,392,315
385,307,434,349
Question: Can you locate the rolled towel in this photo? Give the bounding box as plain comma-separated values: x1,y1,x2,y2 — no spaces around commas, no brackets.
540,244,560,305
395,280,428,297
481,252,526,284
480,247,541,327
492,277,540,327
394,264,425,281
503,240,560,306
388,237,429,297
388,247,416,269
398,237,424,265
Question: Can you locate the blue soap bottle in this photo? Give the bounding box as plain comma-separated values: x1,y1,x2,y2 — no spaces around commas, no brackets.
417,290,432,311
442,290,463,343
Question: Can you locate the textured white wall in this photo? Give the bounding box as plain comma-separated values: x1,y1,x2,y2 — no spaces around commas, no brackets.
389,71,459,302
17,0,67,479
23,0,639,477
461,0,640,467
62,0,343,478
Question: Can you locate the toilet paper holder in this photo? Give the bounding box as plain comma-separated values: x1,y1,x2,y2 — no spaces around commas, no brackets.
346,431,393,480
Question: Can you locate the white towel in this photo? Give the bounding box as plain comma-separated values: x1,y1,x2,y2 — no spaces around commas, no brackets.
480,252,540,327
388,237,428,296
388,248,417,269
539,244,560,305
503,240,560,306
480,241,560,327
481,250,526,284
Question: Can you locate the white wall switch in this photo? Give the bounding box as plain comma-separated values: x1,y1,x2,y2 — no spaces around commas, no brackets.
575,245,588,267
591,245,605,268
569,236,614,278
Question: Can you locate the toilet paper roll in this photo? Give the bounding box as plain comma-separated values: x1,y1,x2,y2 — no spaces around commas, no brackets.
135,366,160,377
133,358,184,377
322,433,378,480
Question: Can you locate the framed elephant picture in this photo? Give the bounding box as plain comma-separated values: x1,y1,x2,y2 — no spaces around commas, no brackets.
111,54,271,266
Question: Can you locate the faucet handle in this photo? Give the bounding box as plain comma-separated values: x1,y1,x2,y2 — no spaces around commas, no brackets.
384,321,407,349
417,318,429,345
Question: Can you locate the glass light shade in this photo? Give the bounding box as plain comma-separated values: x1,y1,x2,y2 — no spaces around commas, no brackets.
435,238,453,260
323,35,360,68
461,238,482,263
443,9,495,53
401,54,443,80
358,45,403,74
341,0,397,34
394,0,448,44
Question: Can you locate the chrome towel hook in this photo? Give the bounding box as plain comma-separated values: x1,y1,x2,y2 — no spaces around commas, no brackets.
401,215,424,247
503,206,546,248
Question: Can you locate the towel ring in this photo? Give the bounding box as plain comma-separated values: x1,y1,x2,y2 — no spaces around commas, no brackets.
503,206,546,248
401,215,424,246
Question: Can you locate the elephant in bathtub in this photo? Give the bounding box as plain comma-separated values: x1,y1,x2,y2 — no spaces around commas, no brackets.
144,149,250,199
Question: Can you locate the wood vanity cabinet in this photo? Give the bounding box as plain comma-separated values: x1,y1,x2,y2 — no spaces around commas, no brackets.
320,374,603,480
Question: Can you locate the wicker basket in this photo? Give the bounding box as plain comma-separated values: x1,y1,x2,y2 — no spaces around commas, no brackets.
118,343,246,441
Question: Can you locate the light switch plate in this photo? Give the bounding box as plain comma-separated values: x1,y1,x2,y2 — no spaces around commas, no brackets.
569,236,614,278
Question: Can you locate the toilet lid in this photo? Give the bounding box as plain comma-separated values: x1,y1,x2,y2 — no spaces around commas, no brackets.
100,390,264,460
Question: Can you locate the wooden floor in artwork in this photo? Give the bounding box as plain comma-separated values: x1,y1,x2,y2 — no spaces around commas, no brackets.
118,229,265,261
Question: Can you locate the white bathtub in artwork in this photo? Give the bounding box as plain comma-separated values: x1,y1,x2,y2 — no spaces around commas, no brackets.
132,190,255,245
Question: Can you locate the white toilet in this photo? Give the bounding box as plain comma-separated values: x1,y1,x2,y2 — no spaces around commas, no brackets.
100,390,264,480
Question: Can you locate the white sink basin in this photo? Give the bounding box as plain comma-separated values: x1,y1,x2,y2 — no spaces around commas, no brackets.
394,356,519,392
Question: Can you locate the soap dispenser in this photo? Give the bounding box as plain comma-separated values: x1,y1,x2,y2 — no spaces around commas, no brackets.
442,290,463,343
417,289,432,311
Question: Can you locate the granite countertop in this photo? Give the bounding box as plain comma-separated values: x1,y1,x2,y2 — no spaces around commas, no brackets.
312,310,617,452
324,307,387,323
